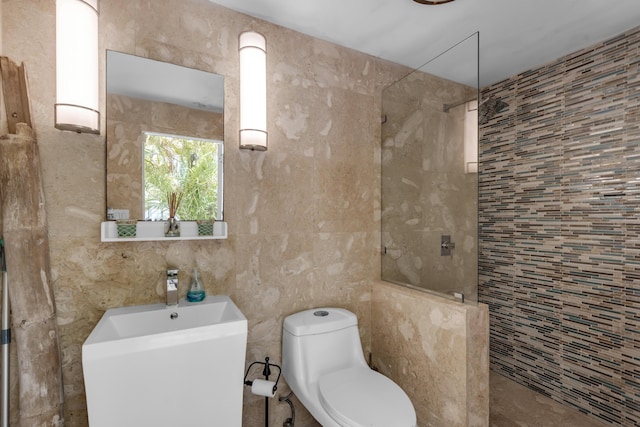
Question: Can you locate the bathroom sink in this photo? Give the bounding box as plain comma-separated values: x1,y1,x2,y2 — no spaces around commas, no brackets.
84,295,246,347
83,295,247,427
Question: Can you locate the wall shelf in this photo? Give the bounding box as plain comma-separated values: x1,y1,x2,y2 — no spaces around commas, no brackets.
100,221,227,242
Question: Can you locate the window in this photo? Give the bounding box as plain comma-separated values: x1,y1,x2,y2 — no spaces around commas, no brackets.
143,132,223,221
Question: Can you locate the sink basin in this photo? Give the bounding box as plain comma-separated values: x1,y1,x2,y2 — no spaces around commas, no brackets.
83,295,247,427
84,295,246,348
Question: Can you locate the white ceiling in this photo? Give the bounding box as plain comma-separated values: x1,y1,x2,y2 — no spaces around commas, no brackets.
208,0,640,87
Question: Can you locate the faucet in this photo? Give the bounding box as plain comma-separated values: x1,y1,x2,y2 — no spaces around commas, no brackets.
166,268,179,306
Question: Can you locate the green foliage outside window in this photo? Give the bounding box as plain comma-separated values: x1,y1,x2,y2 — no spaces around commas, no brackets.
144,133,220,220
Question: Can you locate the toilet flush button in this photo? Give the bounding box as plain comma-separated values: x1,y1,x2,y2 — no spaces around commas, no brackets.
314,310,329,317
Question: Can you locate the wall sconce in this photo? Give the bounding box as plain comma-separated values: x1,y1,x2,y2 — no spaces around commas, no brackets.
463,100,478,173
239,31,267,151
55,0,100,134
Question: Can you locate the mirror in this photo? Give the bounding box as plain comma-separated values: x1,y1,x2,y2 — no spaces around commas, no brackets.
106,51,224,221
381,33,479,302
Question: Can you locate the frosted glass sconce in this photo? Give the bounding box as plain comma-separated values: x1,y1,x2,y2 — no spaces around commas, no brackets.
55,0,100,134
239,31,267,151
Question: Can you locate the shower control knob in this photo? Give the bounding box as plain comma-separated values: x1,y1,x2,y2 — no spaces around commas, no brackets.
440,235,455,256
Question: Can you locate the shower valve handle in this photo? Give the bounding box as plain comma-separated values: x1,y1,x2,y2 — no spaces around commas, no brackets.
440,235,455,256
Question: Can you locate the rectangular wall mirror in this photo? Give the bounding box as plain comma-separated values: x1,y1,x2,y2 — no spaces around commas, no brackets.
106,50,225,221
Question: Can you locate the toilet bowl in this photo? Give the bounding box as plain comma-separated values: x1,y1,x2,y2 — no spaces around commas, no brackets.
282,308,416,427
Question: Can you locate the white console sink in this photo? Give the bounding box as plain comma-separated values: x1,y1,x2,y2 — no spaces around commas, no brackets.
83,295,247,427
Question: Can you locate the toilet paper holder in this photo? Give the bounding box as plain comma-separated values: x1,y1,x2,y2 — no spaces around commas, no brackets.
244,357,282,427
243,356,281,395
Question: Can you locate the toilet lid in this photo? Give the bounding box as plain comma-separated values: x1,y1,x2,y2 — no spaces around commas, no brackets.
318,367,416,427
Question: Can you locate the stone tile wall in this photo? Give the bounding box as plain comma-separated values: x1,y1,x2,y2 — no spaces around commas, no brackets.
3,0,492,426
372,281,489,427
479,26,640,427
3,1,490,426
2,0,399,425
381,70,478,299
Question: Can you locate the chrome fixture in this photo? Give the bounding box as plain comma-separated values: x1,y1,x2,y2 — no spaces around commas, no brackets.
441,235,456,256
166,268,179,306
443,95,509,125
453,292,465,303
413,0,455,4
478,96,509,124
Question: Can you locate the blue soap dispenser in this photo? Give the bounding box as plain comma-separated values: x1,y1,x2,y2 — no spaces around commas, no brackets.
187,268,206,302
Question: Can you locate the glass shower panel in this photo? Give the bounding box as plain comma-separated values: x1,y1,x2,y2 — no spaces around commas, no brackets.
381,33,479,302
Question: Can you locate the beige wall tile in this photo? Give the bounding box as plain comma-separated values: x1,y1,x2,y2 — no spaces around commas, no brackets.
2,1,486,426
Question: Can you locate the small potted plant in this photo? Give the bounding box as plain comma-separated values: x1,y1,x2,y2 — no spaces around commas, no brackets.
165,190,183,237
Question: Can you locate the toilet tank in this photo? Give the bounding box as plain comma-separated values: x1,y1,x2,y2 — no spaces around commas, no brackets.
282,308,368,386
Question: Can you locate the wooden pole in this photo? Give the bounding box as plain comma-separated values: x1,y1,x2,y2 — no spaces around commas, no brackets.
0,124,64,426
0,57,32,134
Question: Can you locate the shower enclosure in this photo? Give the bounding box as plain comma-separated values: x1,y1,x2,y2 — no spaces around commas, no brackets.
381,33,479,301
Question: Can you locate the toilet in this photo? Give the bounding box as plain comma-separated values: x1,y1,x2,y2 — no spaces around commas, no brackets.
282,308,417,427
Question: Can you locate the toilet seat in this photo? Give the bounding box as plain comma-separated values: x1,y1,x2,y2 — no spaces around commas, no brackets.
318,367,416,427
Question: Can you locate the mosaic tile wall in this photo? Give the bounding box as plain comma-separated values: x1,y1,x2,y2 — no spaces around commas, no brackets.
479,27,640,426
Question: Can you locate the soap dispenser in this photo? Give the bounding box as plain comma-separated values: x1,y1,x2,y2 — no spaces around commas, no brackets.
187,268,206,302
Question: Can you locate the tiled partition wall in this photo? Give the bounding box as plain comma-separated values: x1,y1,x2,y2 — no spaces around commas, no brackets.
479,27,640,426
372,281,489,427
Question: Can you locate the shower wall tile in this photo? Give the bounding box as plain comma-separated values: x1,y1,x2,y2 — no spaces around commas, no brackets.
381,71,478,297
480,26,640,426
478,80,518,378
512,59,565,398
559,33,631,425
621,28,640,427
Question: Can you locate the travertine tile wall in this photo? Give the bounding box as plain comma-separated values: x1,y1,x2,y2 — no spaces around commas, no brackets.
3,1,489,426
381,70,478,299
3,0,393,425
372,281,489,427
479,26,640,426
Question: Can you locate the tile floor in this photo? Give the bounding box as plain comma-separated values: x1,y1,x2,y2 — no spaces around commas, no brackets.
490,371,610,427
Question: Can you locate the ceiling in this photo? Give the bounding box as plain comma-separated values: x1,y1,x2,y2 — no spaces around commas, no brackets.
207,0,640,88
